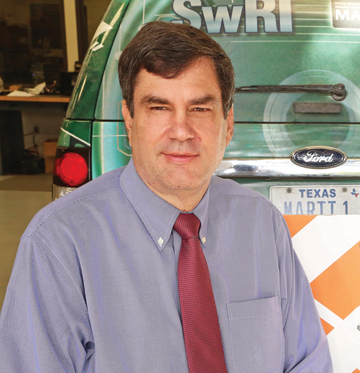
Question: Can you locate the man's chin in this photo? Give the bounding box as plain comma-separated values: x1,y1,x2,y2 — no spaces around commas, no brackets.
160,173,210,192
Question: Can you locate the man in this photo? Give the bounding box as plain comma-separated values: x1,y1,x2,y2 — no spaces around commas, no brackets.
0,22,332,372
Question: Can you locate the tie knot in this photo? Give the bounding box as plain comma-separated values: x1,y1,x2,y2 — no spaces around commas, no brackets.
173,213,201,240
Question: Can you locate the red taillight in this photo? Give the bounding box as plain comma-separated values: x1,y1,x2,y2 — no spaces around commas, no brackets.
55,152,88,186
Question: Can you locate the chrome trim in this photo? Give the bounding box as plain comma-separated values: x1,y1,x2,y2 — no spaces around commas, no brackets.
215,158,360,178
52,184,77,200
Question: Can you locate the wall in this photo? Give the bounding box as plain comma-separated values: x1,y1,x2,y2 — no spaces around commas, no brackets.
84,0,111,44
63,0,79,71
22,104,67,157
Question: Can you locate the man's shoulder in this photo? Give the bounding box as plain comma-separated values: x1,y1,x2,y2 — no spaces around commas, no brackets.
24,167,125,236
208,176,285,232
209,175,269,201
58,167,124,203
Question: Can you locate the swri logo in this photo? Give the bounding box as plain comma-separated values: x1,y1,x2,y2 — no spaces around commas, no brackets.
291,147,347,169
172,0,293,34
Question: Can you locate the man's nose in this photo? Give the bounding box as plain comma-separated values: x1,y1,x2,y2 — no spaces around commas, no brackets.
167,111,195,142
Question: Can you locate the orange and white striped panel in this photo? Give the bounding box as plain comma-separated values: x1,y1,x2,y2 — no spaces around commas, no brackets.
284,215,360,373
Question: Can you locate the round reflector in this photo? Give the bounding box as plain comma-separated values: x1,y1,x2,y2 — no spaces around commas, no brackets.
55,152,88,187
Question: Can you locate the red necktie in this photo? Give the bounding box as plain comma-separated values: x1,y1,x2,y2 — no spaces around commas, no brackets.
174,213,227,373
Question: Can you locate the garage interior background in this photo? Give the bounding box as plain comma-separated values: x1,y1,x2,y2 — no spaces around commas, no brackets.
0,0,110,162
0,0,110,307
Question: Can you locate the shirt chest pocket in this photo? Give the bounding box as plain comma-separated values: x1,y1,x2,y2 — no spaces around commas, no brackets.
227,297,284,373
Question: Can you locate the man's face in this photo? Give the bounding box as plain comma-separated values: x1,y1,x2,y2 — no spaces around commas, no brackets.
122,57,234,207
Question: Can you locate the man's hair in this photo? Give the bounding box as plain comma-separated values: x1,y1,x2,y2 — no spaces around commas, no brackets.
118,21,235,118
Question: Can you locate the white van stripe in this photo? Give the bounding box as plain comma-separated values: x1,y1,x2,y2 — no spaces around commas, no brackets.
60,128,91,146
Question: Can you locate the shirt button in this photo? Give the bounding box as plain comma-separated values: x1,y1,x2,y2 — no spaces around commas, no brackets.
201,237,206,243
158,238,164,246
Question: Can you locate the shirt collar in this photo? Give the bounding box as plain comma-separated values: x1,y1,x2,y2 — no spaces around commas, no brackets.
120,158,209,251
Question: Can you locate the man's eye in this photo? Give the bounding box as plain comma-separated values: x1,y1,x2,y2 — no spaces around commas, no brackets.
150,106,166,111
193,107,209,112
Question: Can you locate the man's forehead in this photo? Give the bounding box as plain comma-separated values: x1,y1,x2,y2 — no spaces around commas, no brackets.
135,57,218,86
133,60,221,104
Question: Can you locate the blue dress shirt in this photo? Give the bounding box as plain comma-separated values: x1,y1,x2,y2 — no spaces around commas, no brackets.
0,158,332,372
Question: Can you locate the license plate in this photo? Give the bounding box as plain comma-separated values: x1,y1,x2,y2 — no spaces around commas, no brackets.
270,185,360,215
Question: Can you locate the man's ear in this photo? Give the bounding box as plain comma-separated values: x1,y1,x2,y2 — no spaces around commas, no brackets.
225,106,234,146
122,100,133,146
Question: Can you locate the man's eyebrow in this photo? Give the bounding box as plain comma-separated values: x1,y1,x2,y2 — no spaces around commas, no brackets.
141,96,170,105
140,94,219,106
189,95,218,106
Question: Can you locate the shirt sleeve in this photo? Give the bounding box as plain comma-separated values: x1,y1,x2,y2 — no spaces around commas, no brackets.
274,211,333,372
0,235,95,373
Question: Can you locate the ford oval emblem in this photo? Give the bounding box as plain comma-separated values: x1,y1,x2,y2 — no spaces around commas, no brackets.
291,146,347,169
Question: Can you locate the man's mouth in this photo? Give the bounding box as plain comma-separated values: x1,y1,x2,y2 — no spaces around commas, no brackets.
163,153,198,164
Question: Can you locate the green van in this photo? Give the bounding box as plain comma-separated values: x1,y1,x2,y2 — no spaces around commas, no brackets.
53,0,360,215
